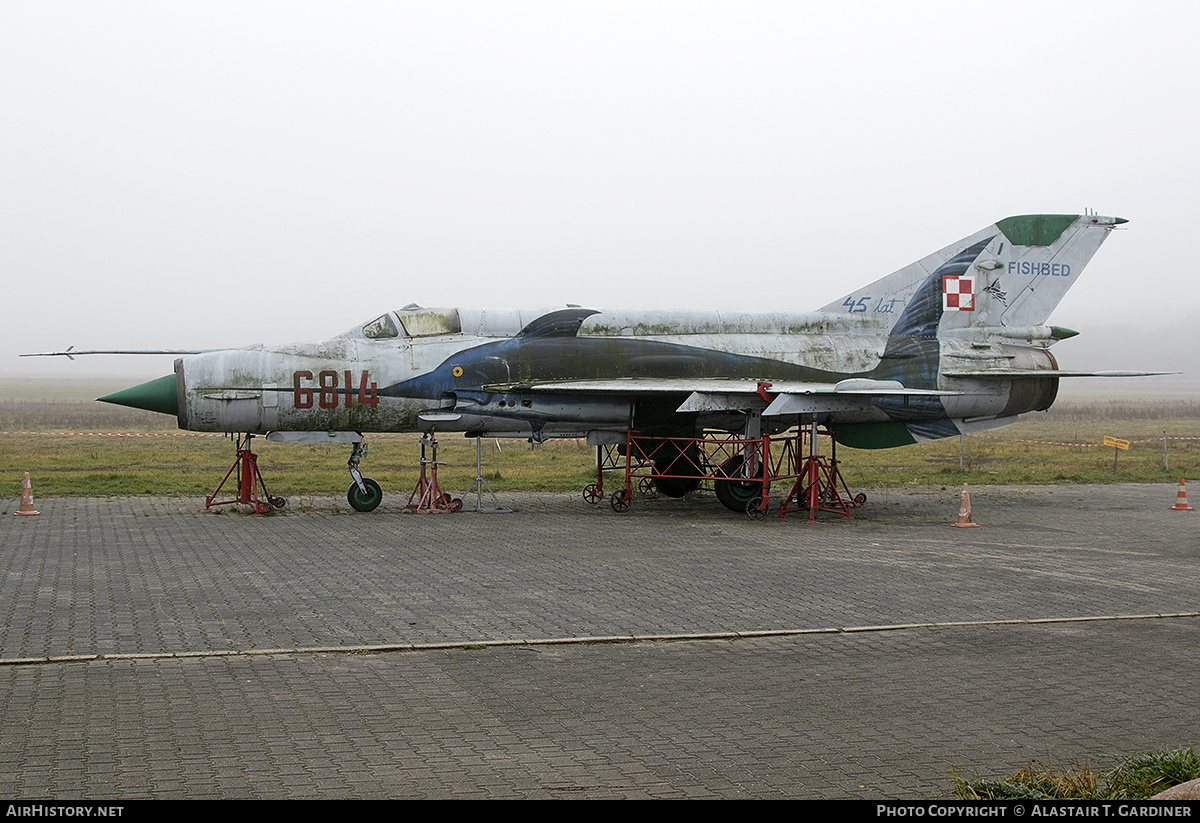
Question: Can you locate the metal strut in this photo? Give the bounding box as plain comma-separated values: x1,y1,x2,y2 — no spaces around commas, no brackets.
343,436,386,513
461,436,508,512
610,429,789,517
347,440,368,494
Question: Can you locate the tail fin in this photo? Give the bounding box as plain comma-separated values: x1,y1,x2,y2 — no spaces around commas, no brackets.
822,214,1126,332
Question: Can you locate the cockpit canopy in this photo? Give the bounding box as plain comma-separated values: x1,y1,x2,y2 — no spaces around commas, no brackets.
361,314,399,339
361,308,462,340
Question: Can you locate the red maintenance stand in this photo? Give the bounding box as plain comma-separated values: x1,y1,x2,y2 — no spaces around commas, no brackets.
601,421,865,522
406,434,462,514
204,433,287,515
582,439,656,504
777,419,865,523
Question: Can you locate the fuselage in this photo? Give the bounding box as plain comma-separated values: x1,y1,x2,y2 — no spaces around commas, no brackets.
165,305,1058,446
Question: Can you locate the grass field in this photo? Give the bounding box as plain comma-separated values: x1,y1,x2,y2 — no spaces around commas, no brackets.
2,378,1198,500
950,747,1200,800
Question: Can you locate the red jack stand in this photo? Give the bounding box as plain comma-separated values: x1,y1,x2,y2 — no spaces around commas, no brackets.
406,434,462,514
779,454,856,523
204,434,287,515
777,421,864,523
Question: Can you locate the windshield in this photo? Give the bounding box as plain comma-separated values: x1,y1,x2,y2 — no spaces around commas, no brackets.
362,314,400,339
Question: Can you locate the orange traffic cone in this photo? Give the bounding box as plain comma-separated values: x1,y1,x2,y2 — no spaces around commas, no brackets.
1169,477,1195,511
953,482,979,528
14,472,39,516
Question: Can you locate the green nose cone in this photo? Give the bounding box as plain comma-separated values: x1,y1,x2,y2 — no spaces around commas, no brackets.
97,374,178,416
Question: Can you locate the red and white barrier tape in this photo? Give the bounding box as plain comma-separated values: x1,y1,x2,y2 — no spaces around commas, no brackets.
0,431,223,437
967,434,1200,447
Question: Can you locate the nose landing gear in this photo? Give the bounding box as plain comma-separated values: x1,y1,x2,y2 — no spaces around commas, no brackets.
346,440,383,512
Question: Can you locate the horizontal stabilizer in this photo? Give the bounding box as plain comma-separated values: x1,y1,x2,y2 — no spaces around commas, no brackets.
943,369,1175,378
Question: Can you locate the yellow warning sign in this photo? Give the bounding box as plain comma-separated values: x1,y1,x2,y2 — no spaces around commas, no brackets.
1103,436,1130,450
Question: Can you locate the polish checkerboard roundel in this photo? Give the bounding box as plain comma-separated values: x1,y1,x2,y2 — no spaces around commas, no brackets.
942,274,975,311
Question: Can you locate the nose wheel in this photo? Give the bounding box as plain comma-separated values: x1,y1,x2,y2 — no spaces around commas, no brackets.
346,439,383,512
347,477,383,512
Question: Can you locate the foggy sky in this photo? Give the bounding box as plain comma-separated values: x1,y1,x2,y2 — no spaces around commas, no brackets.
2,1,1197,389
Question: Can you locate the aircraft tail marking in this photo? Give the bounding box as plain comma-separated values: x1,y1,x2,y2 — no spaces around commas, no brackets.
824,214,1124,334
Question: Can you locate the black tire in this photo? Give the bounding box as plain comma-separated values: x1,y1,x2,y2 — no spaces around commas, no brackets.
347,478,383,512
652,447,703,497
635,439,702,498
714,454,764,513
653,472,701,498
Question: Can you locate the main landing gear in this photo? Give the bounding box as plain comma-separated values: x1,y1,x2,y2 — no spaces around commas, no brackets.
599,421,866,522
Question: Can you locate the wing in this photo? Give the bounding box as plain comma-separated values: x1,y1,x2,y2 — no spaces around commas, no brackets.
512,377,959,416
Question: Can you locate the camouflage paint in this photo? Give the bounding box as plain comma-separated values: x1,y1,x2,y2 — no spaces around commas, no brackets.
95,214,1129,453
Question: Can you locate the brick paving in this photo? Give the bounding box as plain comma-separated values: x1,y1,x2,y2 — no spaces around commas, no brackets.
0,483,1197,797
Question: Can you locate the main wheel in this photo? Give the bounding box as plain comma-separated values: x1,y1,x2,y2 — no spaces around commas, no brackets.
714,455,765,513
652,451,702,497
653,474,700,497
347,477,383,512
